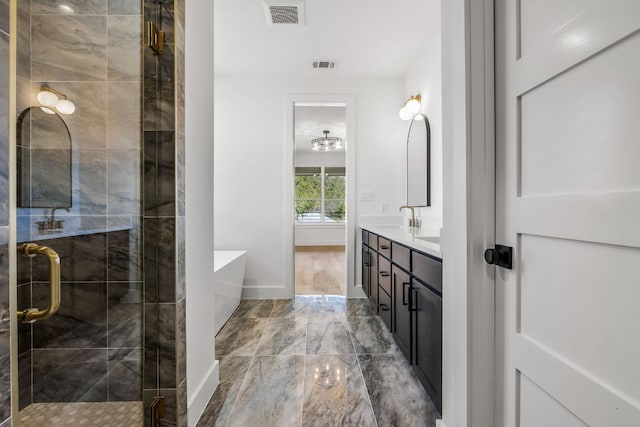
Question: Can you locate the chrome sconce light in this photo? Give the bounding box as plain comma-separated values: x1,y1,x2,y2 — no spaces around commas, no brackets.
399,94,421,120
37,86,76,115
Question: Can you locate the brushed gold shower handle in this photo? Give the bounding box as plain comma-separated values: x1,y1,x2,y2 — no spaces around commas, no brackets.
17,243,61,323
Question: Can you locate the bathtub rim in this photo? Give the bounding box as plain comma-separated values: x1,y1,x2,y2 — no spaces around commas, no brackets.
213,249,247,273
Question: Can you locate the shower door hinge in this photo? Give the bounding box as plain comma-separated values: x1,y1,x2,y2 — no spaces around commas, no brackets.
147,21,164,55
149,395,166,426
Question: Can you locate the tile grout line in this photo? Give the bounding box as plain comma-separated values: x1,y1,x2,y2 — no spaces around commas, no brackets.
346,311,380,427
219,303,270,426
300,298,310,426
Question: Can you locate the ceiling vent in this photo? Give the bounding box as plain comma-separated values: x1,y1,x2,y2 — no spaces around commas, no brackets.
263,0,305,26
312,60,337,69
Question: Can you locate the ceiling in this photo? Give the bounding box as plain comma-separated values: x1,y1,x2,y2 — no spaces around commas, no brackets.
214,0,435,76
294,105,346,153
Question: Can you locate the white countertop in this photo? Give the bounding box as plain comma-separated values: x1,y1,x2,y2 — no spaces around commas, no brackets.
362,224,442,260
17,216,134,243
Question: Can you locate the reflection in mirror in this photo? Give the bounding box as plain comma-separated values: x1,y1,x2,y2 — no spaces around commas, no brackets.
407,113,431,207
17,107,73,208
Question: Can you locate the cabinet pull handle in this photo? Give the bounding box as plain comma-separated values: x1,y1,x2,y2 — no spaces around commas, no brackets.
380,271,390,277
364,251,371,267
409,288,417,312
402,282,410,305
380,245,390,250
379,303,390,311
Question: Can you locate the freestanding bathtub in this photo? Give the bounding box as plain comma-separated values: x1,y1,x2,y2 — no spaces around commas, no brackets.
213,250,247,335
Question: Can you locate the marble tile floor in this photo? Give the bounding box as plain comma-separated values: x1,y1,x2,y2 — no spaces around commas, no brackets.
198,297,439,427
18,401,142,426
295,246,345,296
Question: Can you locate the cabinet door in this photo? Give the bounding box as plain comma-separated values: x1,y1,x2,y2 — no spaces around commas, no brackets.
362,246,370,297
368,250,378,310
413,281,442,412
392,265,411,360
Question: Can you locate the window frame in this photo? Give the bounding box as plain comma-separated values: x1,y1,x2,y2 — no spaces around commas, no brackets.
295,166,345,224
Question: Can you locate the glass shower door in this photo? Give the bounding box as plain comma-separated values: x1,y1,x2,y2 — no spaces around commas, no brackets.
14,0,144,424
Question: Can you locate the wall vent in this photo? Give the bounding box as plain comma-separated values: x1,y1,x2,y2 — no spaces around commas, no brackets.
263,0,305,26
312,60,337,69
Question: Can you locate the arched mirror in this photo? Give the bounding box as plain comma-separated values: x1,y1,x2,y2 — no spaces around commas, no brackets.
407,113,430,206
17,107,73,208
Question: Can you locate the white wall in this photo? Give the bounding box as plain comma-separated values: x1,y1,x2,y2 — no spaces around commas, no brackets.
403,0,443,229
214,74,406,297
185,0,218,425
295,224,345,246
294,151,345,167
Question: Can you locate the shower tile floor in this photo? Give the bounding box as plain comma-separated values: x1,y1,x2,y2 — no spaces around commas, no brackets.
19,401,142,426
197,297,439,426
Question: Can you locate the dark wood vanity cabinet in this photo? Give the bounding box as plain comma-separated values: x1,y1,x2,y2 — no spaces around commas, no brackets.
362,247,370,297
392,264,411,359
361,228,442,413
377,286,392,329
413,278,442,411
361,231,378,310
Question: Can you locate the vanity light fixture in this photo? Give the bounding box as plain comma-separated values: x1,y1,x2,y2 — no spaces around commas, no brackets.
311,130,343,152
37,86,76,115
399,94,421,120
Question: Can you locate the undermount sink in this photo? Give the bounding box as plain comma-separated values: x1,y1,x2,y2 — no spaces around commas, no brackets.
415,236,440,244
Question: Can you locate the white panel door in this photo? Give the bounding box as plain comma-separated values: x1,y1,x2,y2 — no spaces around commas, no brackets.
495,1,640,426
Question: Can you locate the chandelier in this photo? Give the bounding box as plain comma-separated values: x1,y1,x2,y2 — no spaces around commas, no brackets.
311,130,343,152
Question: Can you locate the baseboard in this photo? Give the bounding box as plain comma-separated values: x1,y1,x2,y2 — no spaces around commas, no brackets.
294,240,346,246
241,284,291,299
188,359,220,427
436,419,446,427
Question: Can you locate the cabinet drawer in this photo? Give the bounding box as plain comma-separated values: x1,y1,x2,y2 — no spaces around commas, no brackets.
369,232,378,250
412,251,442,293
378,237,391,258
378,256,391,296
392,242,410,272
378,286,392,330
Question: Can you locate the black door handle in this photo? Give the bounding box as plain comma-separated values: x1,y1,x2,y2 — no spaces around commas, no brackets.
402,282,410,305
484,244,513,269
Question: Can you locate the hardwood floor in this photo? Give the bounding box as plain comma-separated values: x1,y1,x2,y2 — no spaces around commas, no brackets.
295,246,345,296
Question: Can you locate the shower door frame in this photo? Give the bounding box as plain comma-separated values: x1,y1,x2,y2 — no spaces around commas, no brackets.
7,0,149,422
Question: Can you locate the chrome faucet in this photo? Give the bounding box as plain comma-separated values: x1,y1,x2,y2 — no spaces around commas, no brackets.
49,207,69,228
37,207,69,232
399,205,420,228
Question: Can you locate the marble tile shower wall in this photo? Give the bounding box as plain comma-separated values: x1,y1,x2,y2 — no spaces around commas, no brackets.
0,0,11,425
143,0,187,426
15,0,144,411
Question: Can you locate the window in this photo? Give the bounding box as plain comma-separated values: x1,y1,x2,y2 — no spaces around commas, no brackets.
295,166,345,223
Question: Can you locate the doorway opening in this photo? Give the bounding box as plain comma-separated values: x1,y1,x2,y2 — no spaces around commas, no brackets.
293,103,347,296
